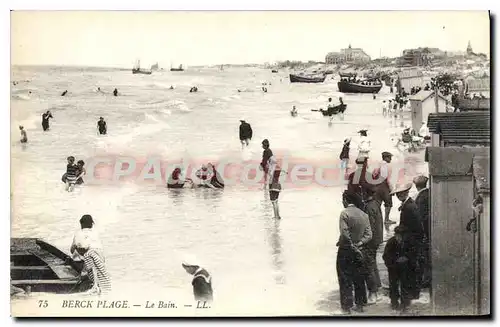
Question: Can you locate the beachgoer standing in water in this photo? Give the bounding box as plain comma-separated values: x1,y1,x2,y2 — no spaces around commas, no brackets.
19,126,27,143
97,117,107,135
260,139,274,184
41,110,53,131
339,138,351,171
239,119,253,149
269,168,283,219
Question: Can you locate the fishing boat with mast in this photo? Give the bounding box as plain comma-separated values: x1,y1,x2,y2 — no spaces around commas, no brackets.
132,60,152,75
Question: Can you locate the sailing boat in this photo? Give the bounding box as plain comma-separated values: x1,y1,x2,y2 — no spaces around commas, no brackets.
170,64,184,72
132,60,152,75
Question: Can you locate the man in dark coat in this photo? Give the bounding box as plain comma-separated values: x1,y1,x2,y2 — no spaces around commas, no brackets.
363,186,384,303
413,175,430,289
239,119,253,149
347,157,371,211
339,138,351,172
337,191,372,314
392,182,423,301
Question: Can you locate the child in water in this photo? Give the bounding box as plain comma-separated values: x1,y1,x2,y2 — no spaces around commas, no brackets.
19,126,27,143
269,168,284,219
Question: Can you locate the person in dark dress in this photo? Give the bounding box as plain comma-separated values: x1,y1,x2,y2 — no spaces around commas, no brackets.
392,182,423,302
76,160,86,185
182,259,213,303
413,175,430,289
113,88,118,96
239,119,253,148
337,191,372,314
97,117,107,135
41,110,53,131
363,186,384,303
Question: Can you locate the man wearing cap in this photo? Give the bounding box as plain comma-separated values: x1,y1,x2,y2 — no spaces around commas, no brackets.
372,152,396,224
97,117,107,135
70,215,104,271
357,129,371,162
337,190,372,313
413,175,430,288
392,182,423,300
239,119,253,149
182,260,213,303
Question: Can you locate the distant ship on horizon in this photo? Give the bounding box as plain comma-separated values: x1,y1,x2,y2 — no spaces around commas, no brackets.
132,60,152,75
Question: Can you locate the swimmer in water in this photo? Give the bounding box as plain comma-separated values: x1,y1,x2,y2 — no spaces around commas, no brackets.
61,90,68,96
76,160,86,185
97,117,107,135
65,156,79,192
19,126,27,143
41,110,53,131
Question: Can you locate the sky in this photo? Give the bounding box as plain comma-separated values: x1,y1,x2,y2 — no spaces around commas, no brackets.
11,11,490,67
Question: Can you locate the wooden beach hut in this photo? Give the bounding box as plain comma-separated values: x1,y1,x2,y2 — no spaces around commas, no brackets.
425,146,490,315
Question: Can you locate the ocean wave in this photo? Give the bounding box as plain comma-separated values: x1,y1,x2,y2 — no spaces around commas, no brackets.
11,93,32,101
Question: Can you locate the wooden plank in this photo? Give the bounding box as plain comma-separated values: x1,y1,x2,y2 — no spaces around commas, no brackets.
11,266,52,271
11,279,79,285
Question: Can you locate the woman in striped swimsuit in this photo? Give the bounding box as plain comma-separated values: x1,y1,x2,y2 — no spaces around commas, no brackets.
65,156,79,192
75,239,111,295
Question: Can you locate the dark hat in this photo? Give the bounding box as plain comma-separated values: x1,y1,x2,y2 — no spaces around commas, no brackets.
262,139,269,145
413,175,428,186
358,129,368,134
382,151,393,158
394,226,406,234
99,117,104,120
79,214,94,226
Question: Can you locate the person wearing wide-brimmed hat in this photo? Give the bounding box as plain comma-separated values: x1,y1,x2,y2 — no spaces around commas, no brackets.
372,151,396,225
392,182,423,301
356,129,371,163
182,257,213,302
239,119,253,149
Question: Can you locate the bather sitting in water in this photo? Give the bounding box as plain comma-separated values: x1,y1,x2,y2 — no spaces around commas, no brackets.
194,164,224,189
167,167,193,189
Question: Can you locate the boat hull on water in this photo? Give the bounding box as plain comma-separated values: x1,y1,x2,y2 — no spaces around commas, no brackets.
321,104,347,116
132,69,152,75
11,238,88,294
337,81,382,94
289,74,326,83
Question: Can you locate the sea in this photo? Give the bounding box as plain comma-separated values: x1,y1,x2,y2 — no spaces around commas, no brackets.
10,65,428,316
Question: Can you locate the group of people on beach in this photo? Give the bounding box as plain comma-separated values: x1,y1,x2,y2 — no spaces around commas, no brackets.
337,131,431,314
